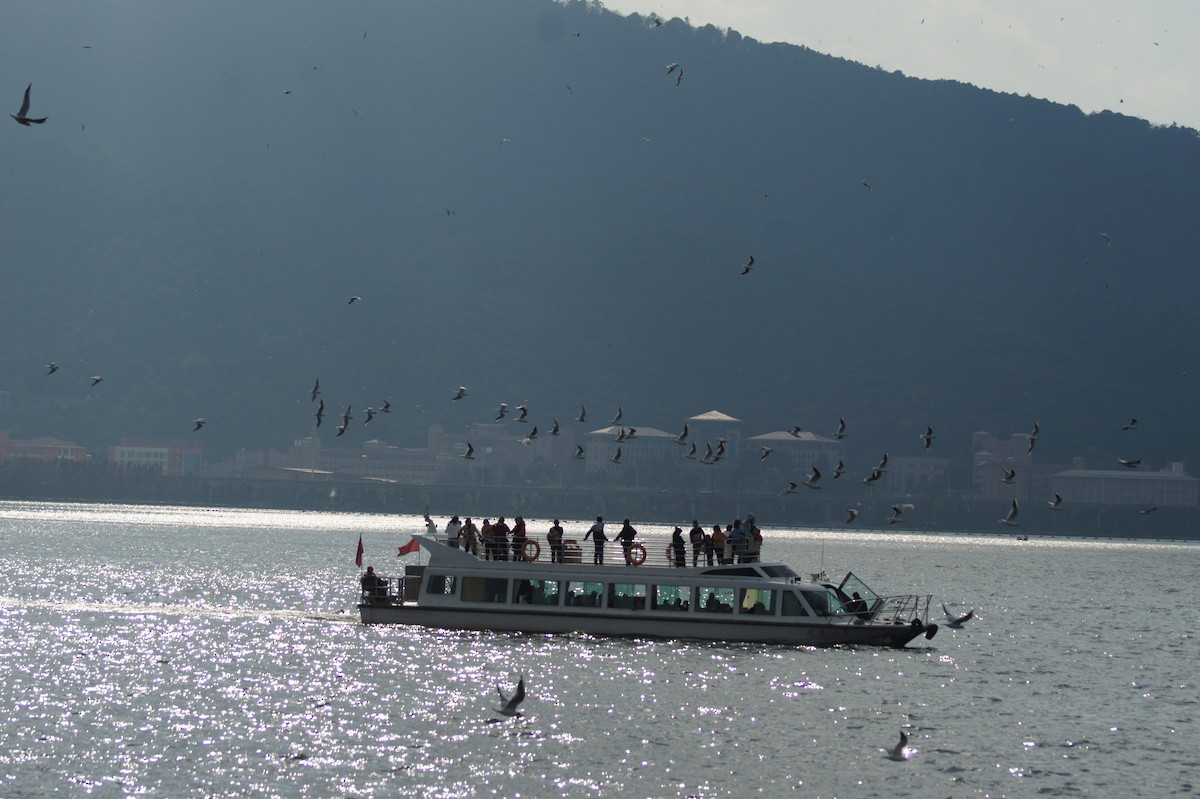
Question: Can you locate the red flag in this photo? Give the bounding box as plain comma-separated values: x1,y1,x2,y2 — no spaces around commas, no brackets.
398,538,420,556
355,534,364,568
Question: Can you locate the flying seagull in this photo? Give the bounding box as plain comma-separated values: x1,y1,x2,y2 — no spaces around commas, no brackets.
803,465,822,489
999,499,1020,526
1001,467,1016,484
90,375,103,386
834,417,847,440
550,418,560,435
1117,458,1142,468
1029,421,1040,440
1100,232,1111,245
740,254,754,275
11,84,48,125
515,404,529,423
610,447,622,464
1048,493,1063,510
685,442,697,459
311,378,320,402
888,505,903,524
314,398,325,427
844,509,859,525
341,405,353,428
347,296,361,305
577,404,587,423
574,445,585,459
862,468,882,485
453,386,467,401
920,426,935,450
463,442,475,460
1140,506,1158,515
674,423,689,445
760,447,772,461
381,400,391,413
832,460,845,479
495,403,508,421
942,603,976,628
611,406,623,425
789,426,802,437
192,418,206,432
876,452,889,472
336,422,348,437
364,407,376,425
666,62,679,74
520,426,538,444
784,481,798,495
1122,418,1138,431
860,179,871,191
675,68,684,87
46,362,58,375
495,675,526,718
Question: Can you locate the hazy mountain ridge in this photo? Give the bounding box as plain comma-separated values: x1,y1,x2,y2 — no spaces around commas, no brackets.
1,0,1198,472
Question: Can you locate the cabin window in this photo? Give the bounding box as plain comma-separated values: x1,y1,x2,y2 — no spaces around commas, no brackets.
781,591,810,617
800,589,843,617
427,574,456,595
566,581,603,607
652,584,690,611
528,579,561,606
739,588,776,615
608,583,647,611
761,565,797,579
460,576,508,603
697,586,735,614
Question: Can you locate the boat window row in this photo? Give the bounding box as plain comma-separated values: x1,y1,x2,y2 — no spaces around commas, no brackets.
425,573,850,617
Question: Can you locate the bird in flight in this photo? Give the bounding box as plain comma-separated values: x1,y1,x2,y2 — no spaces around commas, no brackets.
341,405,353,428
574,445,585,459
740,254,754,275
887,505,903,524
610,447,622,464
942,603,975,628
685,442,698,459
577,404,587,423
860,179,871,190
515,404,528,423
844,509,859,525
862,468,882,485
783,481,798,495
999,499,1020,526
675,68,684,87
463,442,475,460
46,362,58,375
1117,458,1141,468
803,466,822,489
1140,506,1158,515
666,62,679,74
674,423,689,445
1048,493,1063,510
192,418,206,432
876,452,889,472
347,296,361,305
550,418,560,436
760,447,772,461
452,386,467,401
789,426,802,438
90,376,104,386
520,426,538,444
1001,467,1016,484
611,406,623,426
834,417,847,440
832,460,845,479
311,378,320,402
314,398,325,427
364,407,376,425
920,426,935,450
1122,418,1138,431
495,675,526,718
11,84,48,125
381,400,391,413
495,403,508,421
1100,232,1111,245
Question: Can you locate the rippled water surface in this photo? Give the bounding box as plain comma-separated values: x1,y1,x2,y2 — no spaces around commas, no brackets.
0,501,1196,797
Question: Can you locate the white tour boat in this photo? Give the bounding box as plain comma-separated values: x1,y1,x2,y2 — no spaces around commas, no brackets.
358,536,938,648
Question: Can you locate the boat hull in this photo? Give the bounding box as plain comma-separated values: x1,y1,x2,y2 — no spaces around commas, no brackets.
358,603,933,648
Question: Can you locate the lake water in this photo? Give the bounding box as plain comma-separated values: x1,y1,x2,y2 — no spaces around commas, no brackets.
0,501,1195,798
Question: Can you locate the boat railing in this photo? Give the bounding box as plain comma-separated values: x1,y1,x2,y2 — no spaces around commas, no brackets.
871,593,933,625
453,536,760,570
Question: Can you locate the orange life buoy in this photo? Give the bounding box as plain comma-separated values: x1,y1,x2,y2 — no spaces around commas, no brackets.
522,539,541,562
628,542,647,566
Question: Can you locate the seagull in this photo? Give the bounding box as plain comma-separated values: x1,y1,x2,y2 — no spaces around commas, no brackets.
666,62,680,74
700,442,714,463
714,440,726,461
1140,506,1158,515
675,68,684,87
784,481,798,495
452,386,467,401
1027,435,1037,456
577,404,587,423
1001,467,1016,484
336,422,348,437
834,417,847,439
495,403,508,421
1117,458,1141,468
46,362,58,375
789,426,802,437
674,423,689,445
862,469,882,485
550,418,560,435
999,499,1020,526
1048,493,1063,510
760,447,772,461
11,84,48,125
1100,232,1111,245
463,442,475,460
833,460,845,479
341,405,353,428
495,675,526,718
311,378,320,401
314,398,325,427
381,400,391,413
520,426,538,444
90,376,104,386
1122,418,1138,431
624,427,637,439
1029,421,1040,440
920,426,935,449
844,509,859,525
615,427,627,442
885,730,913,761
860,179,871,191
192,418,206,432
942,603,975,628
364,407,376,425
685,442,698,459
347,296,361,305
515,404,528,423
803,466,822,489
888,505,903,524
610,447,622,464
611,406,623,425
876,452,889,472
740,254,754,275
574,445,585,459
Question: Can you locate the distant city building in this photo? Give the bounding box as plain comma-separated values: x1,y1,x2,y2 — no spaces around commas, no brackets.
109,438,202,476
0,431,89,462
1052,461,1199,508
972,431,1067,502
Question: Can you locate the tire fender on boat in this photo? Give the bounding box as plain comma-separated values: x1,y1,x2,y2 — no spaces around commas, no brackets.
522,539,541,562
629,542,647,566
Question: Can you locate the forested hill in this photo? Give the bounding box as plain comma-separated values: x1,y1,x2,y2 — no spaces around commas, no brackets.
1,0,1198,471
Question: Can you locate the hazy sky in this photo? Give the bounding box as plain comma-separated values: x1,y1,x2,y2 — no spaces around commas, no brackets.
601,0,1199,131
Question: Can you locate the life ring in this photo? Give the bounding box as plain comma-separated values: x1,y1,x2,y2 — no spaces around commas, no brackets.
628,542,647,566
522,539,541,562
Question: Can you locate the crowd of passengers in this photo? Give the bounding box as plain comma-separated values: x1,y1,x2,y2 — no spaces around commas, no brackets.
421,513,766,567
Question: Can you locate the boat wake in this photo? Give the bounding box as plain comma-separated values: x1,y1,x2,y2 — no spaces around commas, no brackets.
0,595,359,624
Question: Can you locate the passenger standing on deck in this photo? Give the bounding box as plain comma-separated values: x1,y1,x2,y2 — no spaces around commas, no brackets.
617,519,638,565
547,519,565,563
493,517,511,561
712,524,727,565
688,521,705,567
730,519,747,563
703,528,715,566
462,517,478,555
480,519,494,559
510,516,528,561
670,527,687,567
444,515,463,549
424,514,439,539
584,516,607,565
746,513,762,562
